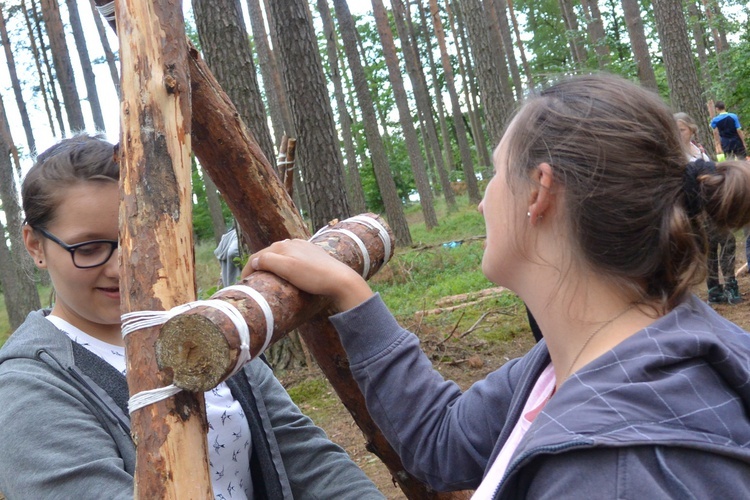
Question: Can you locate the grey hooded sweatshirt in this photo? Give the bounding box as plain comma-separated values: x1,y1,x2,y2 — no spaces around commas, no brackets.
330,293,750,498
0,311,384,500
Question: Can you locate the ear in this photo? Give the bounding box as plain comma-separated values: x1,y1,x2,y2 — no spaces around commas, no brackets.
527,163,554,226
23,225,47,269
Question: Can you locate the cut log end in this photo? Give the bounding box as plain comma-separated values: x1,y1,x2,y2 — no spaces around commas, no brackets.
156,314,233,392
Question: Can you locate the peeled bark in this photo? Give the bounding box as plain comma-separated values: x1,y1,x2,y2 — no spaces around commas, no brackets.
116,0,211,496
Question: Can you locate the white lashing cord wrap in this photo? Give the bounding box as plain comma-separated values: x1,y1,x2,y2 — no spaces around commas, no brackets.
95,1,116,21
121,214,390,413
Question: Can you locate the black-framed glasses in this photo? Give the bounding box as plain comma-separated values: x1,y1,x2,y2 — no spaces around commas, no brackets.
35,227,118,269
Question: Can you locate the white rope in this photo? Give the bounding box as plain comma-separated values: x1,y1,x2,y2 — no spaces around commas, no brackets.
121,299,251,413
222,284,275,365
346,215,393,264
314,228,370,278
128,384,183,413
95,1,116,21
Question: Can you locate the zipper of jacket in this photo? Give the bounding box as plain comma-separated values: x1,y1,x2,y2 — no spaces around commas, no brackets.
492,440,593,499
67,366,132,436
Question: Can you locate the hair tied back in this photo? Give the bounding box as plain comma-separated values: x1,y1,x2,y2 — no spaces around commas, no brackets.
683,159,713,218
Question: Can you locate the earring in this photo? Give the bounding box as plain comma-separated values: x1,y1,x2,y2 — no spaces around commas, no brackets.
39,260,43,264
526,212,531,218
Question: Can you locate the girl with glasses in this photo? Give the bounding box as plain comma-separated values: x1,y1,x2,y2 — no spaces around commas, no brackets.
248,74,750,497
0,135,383,499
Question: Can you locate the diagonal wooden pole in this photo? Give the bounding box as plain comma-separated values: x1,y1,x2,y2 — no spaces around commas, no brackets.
116,0,211,497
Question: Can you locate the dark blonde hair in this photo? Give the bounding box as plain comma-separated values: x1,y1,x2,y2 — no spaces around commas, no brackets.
502,74,750,310
22,135,118,229
673,112,698,138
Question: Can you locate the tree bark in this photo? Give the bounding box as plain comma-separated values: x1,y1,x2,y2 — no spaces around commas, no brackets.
558,0,588,68
64,0,105,132
0,4,36,155
317,0,367,214
268,0,353,232
0,93,41,329
447,0,491,168
686,0,711,86
88,0,120,97
652,0,713,152
457,0,512,147
506,0,534,90
39,0,85,131
483,0,519,103
413,0,457,185
202,168,227,245
621,0,658,91
430,0,481,204
245,0,286,146
580,0,610,68
115,0,212,496
393,0,456,210
192,0,276,168
22,0,57,137
490,0,523,100
371,0,438,229
332,0,412,245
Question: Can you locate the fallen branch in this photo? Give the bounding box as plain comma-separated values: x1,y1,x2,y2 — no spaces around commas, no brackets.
435,287,507,307
460,312,490,338
737,263,748,278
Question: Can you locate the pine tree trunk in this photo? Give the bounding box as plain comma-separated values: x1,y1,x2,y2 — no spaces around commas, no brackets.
115,0,212,495
430,0,481,204
64,0,105,131
621,0,658,91
483,0,519,103
192,0,276,167
686,0,711,86
0,95,41,329
268,0,353,232
558,0,588,68
317,0,367,214
372,0,438,229
448,0,491,168
490,0,523,100
414,0,457,185
332,0,412,245
88,0,120,97
22,0,57,137
457,0,512,146
652,0,713,152
202,168,228,245
39,0,85,131
0,4,36,155
506,0,534,90
394,0,456,210
245,0,288,146
580,0,610,68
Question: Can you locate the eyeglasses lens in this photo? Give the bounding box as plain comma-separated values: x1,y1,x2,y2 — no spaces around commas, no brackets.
73,242,115,268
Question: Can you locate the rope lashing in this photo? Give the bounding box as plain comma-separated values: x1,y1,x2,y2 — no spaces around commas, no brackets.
95,1,116,21
122,214,390,413
121,294,271,414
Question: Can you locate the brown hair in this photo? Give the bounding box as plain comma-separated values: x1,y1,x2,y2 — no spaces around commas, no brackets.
502,74,750,310
22,134,118,229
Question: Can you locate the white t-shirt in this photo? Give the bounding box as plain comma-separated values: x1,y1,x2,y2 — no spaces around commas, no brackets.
47,315,253,499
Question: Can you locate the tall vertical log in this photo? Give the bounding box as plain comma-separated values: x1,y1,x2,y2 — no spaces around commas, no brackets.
94,2,459,496
115,0,211,497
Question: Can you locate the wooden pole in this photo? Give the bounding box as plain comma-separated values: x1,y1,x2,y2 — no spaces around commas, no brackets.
156,214,392,392
116,0,211,497
95,3,465,496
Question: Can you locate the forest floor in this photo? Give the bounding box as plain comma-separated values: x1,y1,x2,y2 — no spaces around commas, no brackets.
279,264,750,499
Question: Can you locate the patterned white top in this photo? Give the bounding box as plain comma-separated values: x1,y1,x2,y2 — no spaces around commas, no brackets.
47,315,253,499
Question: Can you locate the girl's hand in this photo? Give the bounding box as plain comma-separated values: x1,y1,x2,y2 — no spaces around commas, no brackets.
242,239,374,311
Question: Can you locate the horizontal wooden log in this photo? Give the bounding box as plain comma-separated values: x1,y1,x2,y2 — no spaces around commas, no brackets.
156,214,393,392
